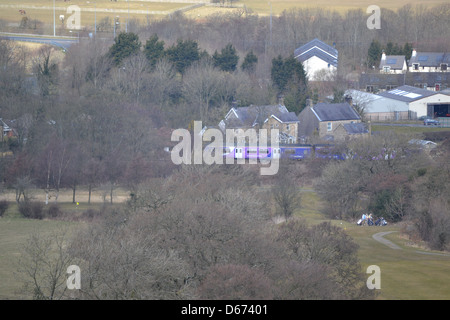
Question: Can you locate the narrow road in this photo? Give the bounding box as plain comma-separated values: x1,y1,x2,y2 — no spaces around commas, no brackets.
0,32,77,51
372,231,450,256
372,231,402,250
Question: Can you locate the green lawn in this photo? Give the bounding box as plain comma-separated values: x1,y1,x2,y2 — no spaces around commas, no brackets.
296,188,450,300
0,213,76,299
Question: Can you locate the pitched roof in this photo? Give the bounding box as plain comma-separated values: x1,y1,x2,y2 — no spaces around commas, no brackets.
376,85,439,102
407,72,450,87
343,123,369,134
294,38,338,67
223,104,298,129
359,73,406,88
311,103,360,121
409,52,450,67
380,55,406,70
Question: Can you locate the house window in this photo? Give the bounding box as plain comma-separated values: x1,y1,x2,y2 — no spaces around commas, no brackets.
286,124,290,130
441,64,448,71
383,66,390,73
435,83,441,91
327,122,332,131
413,63,419,70
366,85,374,92
386,85,397,90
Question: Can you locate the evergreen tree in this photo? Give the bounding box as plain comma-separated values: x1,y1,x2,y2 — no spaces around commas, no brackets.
367,40,382,69
165,39,200,75
403,42,413,61
109,32,142,66
212,43,239,72
241,50,258,74
271,55,308,113
144,34,165,71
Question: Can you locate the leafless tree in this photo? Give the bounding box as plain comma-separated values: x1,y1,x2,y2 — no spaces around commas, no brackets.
16,229,74,300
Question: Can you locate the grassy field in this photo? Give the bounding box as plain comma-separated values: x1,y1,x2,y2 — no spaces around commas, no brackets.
0,0,448,31
372,123,450,134
297,189,450,300
0,187,449,299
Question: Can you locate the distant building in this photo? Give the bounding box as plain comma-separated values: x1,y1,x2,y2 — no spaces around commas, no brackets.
298,102,368,141
376,85,450,119
359,72,450,93
294,38,338,81
345,89,410,121
219,104,300,144
379,52,407,74
408,49,450,73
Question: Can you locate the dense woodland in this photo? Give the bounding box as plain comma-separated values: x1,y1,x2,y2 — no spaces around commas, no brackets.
1,4,450,299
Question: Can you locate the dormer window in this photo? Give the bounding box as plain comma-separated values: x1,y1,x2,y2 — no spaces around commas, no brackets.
383,66,390,73
413,63,419,70
441,64,448,71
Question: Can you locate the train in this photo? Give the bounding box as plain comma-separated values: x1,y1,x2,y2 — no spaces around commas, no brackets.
221,144,346,160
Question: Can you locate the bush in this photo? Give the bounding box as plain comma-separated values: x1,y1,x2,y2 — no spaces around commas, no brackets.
46,203,61,218
0,200,8,217
19,201,45,220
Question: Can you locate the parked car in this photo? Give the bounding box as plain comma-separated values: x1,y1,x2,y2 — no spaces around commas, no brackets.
424,118,440,126
418,115,432,121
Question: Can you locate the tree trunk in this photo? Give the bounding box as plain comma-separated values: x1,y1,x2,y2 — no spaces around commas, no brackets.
72,185,76,204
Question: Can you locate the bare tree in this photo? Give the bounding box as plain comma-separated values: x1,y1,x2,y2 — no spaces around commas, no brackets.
16,229,74,300
182,59,223,122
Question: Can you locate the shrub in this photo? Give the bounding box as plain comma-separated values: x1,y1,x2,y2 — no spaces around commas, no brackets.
19,201,45,220
46,203,61,218
0,200,9,217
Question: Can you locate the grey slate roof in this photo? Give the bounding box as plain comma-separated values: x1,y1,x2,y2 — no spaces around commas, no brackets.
407,72,450,87
343,123,369,134
379,55,406,70
409,52,450,67
294,38,338,68
311,103,360,121
359,73,406,89
377,85,439,102
223,104,298,129
359,73,450,91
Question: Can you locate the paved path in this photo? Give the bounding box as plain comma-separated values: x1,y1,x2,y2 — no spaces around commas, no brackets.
372,231,402,250
372,231,450,256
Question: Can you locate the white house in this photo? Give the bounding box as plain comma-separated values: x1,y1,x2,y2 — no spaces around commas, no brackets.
408,49,450,73
294,38,338,81
376,85,450,119
379,52,407,74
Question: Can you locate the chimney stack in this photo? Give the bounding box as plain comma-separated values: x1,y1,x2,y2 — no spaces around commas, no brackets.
381,51,386,61
412,49,417,57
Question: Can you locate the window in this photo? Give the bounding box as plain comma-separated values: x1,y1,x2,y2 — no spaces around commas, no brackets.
386,85,397,90
435,83,441,91
441,64,448,71
286,124,290,130
383,66,390,73
413,63,419,70
327,122,332,131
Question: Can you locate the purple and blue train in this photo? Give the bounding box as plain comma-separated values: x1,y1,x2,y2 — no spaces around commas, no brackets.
222,144,345,160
